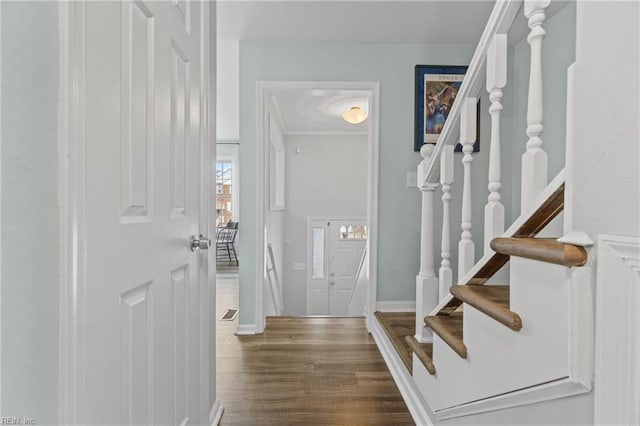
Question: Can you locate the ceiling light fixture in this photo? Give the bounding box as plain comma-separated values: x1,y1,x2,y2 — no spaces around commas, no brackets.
342,106,368,125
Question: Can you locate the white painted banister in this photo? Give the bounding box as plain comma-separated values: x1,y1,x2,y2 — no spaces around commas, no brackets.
521,0,550,212
484,34,507,254
439,146,454,301
418,1,523,185
416,144,440,342
458,98,477,281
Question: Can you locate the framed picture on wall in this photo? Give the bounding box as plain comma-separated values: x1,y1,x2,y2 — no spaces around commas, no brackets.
414,64,468,152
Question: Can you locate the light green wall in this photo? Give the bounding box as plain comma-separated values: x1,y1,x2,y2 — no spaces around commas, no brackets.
238,43,476,324
236,3,577,326
1,2,59,423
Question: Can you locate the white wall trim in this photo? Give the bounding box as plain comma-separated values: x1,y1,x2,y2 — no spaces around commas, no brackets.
208,399,224,425
434,377,589,420
235,324,259,336
594,235,640,425
371,317,435,425
255,81,380,333
202,2,214,422
375,301,416,312
58,2,87,423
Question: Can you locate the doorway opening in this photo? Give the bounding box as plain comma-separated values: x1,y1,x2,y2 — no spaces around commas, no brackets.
215,144,240,275
255,81,380,330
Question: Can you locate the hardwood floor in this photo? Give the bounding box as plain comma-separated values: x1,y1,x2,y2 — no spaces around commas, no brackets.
216,283,414,425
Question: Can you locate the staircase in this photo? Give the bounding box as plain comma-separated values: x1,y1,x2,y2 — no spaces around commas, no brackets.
373,0,595,420
425,183,588,367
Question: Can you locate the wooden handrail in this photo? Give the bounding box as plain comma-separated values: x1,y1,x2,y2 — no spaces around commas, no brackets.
490,237,588,267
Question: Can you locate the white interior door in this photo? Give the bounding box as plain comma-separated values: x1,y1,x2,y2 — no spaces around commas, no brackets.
328,221,367,315
82,2,207,424
306,218,366,316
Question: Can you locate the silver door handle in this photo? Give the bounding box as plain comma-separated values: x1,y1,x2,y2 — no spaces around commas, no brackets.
190,234,211,251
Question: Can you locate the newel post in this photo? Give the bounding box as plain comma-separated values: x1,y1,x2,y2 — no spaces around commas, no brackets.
521,0,550,212
415,144,439,343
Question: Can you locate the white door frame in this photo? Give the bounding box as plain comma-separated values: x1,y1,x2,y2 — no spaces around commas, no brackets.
255,81,380,332
57,2,219,423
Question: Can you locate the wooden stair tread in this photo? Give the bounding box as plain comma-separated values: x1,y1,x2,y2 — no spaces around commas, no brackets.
374,311,414,373
491,237,587,267
424,312,467,359
450,285,522,331
404,335,435,375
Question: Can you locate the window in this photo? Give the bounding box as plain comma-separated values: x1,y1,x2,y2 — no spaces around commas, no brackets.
216,162,233,226
339,224,368,240
312,228,325,279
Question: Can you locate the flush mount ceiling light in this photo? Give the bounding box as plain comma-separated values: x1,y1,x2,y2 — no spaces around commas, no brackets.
342,106,368,125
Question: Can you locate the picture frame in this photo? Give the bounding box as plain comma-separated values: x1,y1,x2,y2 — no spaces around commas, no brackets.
414,64,469,152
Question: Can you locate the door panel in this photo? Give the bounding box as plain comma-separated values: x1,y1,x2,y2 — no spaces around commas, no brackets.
329,221,367,316
83,1,204,424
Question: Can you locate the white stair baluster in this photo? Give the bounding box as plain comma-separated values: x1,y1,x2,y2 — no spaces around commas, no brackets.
484,34,507,254
439,145,454,301
458,98,476,281
415,144,440,343
521,0,551,212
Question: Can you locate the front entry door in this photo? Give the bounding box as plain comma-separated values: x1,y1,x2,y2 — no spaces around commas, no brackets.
307,219,367,315
81,2,208,424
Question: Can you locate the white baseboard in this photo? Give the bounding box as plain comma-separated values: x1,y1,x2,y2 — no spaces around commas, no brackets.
209,399,224,425
235,324,258,335
376,301,416,312
371,316,435,425
434,377,589,420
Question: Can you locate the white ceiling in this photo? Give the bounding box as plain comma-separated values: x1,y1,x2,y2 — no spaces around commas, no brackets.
272,92,370,135
217,1,495,44
216,1,496,139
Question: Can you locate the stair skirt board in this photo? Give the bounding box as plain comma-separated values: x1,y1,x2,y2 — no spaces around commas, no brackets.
374,313,591,421
412,359,590,421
